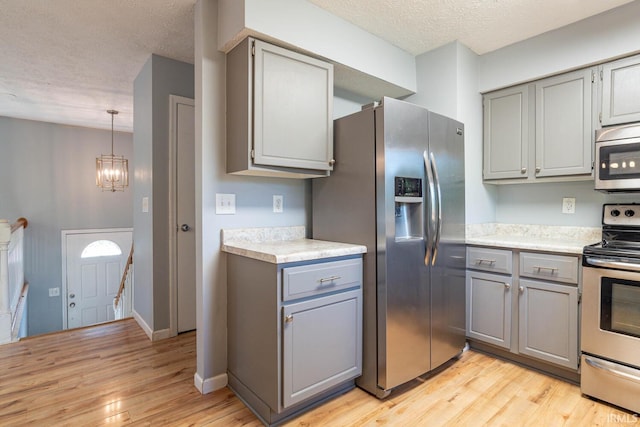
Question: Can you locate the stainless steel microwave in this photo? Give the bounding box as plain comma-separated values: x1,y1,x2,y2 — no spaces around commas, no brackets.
595,123,640,192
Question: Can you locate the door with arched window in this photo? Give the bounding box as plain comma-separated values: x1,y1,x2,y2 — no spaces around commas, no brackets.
62,229,133,329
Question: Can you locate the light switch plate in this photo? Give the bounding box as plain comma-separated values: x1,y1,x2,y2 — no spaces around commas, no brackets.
216,193,236,215
142,197,149,213
562,197,576,214
273,195,283,213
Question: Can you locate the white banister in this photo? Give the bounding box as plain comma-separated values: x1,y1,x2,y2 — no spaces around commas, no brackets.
0,218,28,344
0,220,10,315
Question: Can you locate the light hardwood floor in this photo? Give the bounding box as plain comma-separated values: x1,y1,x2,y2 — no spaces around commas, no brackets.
0,319,637,426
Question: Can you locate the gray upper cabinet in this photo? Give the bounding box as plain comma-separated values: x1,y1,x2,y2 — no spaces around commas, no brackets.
227,37,334,179
601,54,640,126
483,84,530,180
483,67,596,183
535,69,594,178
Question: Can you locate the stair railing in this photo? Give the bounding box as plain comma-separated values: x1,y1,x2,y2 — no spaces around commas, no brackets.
0,217,29,344
113,244,133,319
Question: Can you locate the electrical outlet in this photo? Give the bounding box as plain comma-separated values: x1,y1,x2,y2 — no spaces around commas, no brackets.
49,287,60,297
215,193,236,215
562,197,576,214
273,195,284,213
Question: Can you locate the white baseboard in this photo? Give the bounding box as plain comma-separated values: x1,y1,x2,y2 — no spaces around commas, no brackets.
132,310,153,340
194,372,228,394
132,310,170,341
152,328,171,341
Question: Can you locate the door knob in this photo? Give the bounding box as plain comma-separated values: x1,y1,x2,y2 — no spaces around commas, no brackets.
69,302,76,308
181,224,191,232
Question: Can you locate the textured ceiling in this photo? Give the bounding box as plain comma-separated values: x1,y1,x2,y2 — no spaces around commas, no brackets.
309,0,635,55
0,0,634,132
0,0,196,132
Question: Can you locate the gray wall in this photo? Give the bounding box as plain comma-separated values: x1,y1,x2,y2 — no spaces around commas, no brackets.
0,116,133,335
406,41,496,225
133,54,195,332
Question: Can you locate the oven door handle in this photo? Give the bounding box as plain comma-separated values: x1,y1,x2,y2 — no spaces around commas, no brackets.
584,256,640,272
584,356,640,383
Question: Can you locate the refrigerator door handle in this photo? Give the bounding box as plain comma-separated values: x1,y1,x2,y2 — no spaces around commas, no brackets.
423,150,436,266
430,152,442,266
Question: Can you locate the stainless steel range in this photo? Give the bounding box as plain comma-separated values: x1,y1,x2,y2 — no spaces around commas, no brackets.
582,204,640,413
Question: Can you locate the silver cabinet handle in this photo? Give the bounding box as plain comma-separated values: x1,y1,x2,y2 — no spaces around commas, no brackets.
329,159,336,166
584,356,640,383
504,283,511,290
535,166,541,173
475,258,496,265
534,266,558,273
69,302,76,308
318,276,341,284
521,168,527,174
181,224,191,232
285,315,294,323
519,286,524,293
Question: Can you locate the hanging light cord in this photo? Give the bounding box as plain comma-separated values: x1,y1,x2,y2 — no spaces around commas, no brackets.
108,109,118,156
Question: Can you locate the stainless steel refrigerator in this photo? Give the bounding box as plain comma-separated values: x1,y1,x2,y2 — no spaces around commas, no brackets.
312,97,466,398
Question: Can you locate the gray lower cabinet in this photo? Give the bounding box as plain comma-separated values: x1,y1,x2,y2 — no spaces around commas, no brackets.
518,279,578,369
227,255,362,426
601,54,640,126
466,246,580,373
466,270,512,349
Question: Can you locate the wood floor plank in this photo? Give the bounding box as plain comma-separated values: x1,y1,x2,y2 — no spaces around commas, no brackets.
0,319,637,426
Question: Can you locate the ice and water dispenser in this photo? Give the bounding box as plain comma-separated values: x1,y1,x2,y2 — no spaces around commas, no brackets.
394,177,423,241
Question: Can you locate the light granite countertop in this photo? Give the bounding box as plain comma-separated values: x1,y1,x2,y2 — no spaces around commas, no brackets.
466,223,601,255
220,226,367,264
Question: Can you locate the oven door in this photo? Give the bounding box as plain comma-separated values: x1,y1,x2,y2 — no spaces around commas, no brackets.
595,137,640,192
582,262,640,368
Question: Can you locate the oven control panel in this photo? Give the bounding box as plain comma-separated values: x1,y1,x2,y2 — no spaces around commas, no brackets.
603,204,640,226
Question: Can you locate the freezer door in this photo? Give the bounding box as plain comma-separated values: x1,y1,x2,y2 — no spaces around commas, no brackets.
376,98,432,390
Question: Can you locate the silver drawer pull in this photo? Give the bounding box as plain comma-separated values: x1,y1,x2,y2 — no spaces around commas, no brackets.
475,258,496,265
534,266,558,273
584,356,640,383
319,275,341,284
285,315,294,323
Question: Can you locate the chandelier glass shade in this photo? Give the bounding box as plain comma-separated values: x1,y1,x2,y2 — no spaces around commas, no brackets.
96,109,129,192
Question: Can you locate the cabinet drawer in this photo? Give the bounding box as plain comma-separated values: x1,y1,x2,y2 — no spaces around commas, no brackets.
466,247,512,274
519,252,578,284
283,258,362,301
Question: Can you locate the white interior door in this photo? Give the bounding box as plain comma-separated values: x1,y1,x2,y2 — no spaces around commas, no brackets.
176,98,196,333
65,230,132,329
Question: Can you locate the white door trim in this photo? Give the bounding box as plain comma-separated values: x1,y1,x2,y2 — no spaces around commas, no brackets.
169,94,195,337
61,228,133,330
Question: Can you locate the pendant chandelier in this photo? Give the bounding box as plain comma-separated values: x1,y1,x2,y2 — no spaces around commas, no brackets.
96,109,129,192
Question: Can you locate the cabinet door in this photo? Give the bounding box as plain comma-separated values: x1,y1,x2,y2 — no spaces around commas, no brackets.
466,270,512,349
483,84,530,180
602,55,640,126
535,68,594,178
253,39,334,172
518,279,578,369
282,289,362,408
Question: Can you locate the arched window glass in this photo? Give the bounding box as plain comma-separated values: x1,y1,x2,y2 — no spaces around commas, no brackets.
81,240,122,258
